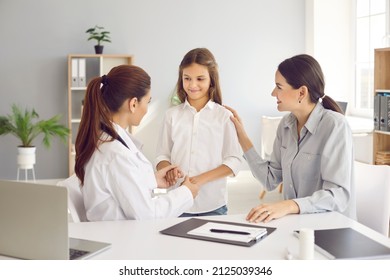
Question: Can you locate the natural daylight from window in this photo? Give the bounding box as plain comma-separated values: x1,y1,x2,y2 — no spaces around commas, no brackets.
355,0,388,111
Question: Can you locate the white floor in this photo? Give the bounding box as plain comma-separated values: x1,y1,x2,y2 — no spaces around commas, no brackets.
227,170,283,215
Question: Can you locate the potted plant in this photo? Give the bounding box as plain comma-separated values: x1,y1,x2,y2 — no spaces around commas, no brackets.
0,104,69,176
86,25,111,54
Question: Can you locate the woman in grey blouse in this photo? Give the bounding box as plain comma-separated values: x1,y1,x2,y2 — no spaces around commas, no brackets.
226,54,356,223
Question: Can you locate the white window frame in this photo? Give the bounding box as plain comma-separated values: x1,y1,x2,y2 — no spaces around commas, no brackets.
350,0,389,117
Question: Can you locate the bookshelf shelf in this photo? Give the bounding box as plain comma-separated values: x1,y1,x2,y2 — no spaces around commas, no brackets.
67,54,133,175
373,48,390,165
374,130,390,136
70,87,87,91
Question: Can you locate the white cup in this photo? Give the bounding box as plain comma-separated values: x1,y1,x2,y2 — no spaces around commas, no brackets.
299,228,314,260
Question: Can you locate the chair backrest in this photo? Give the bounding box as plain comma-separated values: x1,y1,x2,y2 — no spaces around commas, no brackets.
336,101,348,115
57,174,87,222
261,116,282,160
354,161,390,236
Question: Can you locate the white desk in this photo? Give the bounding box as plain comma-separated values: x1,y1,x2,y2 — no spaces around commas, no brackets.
69,212,390,260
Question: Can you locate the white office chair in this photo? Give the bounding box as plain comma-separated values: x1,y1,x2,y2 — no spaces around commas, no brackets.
354,161,390,236
57,174,88,223
259,116,283,199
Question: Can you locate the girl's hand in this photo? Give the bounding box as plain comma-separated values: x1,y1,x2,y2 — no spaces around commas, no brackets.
165,167,183,186
155,165,183,188
181,176,199,198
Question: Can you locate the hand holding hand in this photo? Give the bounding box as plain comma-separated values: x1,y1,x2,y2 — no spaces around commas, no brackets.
155,165,183,188
165,166,183,186
181,176,199,198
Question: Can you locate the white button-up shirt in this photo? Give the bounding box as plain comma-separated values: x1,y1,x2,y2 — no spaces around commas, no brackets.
82,123,193,221
244,103,356,219
156,100,243,213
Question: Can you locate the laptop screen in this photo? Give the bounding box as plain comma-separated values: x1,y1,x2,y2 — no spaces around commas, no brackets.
0,180,110,260
0,180,69,259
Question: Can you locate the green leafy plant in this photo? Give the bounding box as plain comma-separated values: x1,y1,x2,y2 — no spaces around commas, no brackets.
85,25,111,46
0,104,69,148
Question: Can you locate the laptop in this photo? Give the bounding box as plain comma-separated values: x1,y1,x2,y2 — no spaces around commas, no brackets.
0,180,110,260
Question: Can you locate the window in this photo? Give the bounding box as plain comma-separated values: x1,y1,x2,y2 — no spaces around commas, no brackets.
354,0,388,113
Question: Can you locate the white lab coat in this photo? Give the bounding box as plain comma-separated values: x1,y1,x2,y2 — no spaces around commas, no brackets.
82,123,193,221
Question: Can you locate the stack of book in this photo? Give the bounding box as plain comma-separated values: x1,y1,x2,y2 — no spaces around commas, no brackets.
375,151,390,165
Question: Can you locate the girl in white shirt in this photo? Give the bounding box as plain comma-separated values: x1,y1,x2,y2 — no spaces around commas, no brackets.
75,65,199,221
156,48,243,216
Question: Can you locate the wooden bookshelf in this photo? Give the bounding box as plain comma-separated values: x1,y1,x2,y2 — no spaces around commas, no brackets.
373,48,390,165
67,54,133,175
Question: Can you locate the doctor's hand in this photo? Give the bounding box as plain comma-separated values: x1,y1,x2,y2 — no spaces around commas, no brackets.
181,176,199,198
246,200,300,223
155,165,183,188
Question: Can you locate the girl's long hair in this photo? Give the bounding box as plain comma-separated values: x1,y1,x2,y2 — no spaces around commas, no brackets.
176,48,223,105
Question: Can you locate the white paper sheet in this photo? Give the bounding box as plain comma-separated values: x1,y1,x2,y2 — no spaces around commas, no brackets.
187,222,267,243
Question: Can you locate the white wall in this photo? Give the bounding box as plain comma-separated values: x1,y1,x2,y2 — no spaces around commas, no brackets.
0,0,305,179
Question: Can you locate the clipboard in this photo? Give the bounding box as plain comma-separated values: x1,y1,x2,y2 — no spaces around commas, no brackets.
160,218,276,247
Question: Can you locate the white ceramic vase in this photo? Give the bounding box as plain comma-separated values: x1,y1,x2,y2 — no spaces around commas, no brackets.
17,146,36,169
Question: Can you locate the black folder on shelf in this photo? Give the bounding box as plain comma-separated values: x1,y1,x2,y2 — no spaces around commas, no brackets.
380,95,390,131
313,228,390,259
374,94,381,130
160,218,276,247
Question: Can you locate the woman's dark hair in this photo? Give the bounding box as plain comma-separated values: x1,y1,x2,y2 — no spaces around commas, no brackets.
176,48,222,105
278,54,342,113
75,64,151,184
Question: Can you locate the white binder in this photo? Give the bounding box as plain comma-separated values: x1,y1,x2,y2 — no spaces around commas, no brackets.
71,59,78,87
78,58,86,87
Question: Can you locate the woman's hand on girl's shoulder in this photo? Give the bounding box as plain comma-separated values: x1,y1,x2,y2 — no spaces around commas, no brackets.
223,104,253,152
224,105,244,132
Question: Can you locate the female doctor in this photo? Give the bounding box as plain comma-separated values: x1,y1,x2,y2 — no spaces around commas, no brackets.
74,64,198,221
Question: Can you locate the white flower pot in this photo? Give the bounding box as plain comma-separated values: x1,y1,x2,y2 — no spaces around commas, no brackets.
17,147,36,169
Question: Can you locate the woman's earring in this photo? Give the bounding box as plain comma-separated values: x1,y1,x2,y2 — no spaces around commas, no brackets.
298,100,301,103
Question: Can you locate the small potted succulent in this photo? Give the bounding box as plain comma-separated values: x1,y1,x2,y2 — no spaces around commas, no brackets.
86,25,111,54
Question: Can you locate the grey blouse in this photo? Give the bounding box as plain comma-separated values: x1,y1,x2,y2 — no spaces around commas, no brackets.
244,103,356,219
